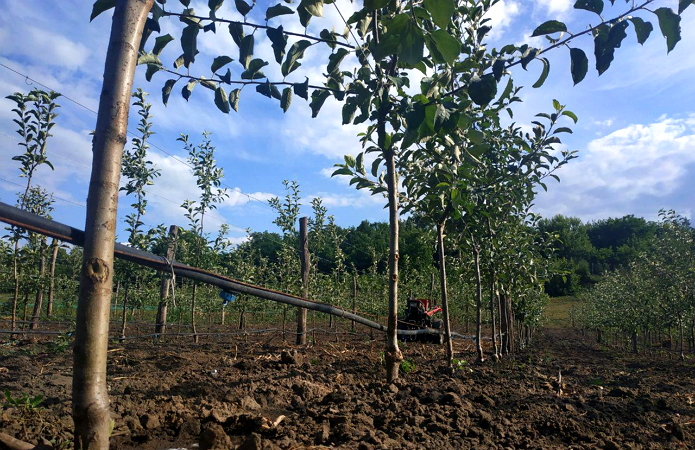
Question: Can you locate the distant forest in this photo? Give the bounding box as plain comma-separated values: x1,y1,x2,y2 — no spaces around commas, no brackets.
238,213,667,297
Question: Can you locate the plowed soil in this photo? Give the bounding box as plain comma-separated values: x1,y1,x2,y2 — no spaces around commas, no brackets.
1,326,694,450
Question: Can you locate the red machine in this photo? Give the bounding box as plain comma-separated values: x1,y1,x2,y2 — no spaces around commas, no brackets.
397,297,444,344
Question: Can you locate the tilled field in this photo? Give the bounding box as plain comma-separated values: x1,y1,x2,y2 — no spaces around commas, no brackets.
1,327,694,449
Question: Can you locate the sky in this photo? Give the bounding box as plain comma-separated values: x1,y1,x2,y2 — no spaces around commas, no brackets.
0,0,694,247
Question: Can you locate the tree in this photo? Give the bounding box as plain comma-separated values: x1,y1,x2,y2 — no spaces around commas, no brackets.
5,89,60,332
180,131,229,342
117,88,161,340
73,2,152,448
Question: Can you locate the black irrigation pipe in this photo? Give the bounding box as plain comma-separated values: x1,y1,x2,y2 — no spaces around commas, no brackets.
0,202,451,338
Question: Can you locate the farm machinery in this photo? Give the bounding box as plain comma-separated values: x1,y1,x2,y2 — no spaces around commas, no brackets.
397,297,444,344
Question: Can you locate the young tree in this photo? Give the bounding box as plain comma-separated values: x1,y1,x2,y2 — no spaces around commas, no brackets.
117,88,161,339
180,131,228,342
5,89,60,332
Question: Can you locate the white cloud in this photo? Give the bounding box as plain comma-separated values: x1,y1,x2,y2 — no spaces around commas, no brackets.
534,0,572,15
485,1,521,40
0,27,90,69
534,115,695,220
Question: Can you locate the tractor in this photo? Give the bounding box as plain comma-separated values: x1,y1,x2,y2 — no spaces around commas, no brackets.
397,297,444,344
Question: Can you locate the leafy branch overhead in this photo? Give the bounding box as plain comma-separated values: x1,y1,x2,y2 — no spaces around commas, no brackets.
90,0,690,116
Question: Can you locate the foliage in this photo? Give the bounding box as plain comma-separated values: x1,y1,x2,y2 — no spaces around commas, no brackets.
399,358,416,374
121,89,162,249
3,389,44,410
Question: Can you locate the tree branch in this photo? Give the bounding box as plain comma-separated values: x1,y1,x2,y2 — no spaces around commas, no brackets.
162,11,355,49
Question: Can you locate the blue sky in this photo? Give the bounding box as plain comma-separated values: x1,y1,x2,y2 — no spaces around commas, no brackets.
0,0,694,246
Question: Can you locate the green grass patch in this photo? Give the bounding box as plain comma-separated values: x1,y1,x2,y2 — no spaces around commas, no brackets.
543,296,579,328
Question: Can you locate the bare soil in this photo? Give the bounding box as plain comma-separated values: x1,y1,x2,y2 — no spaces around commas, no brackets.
1,326,694,450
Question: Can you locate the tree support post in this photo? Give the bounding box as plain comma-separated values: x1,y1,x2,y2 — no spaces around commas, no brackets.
297,217,309,345
155,225,178,335
72,1,152,449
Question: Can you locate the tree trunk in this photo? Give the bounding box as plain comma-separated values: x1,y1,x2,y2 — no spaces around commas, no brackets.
191,283,198,343
488,267,499,360
429,272,436,305
46,239,59,318
436,222,453,364
473,246,484,363
155,225,178,335
11,251,19,333
384,146,403,381
72,2,152,449
297,217,309,345
351,275,357,332
30,239,48,330
119,285,129,341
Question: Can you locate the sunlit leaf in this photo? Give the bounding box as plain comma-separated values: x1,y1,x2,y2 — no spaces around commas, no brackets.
214,87,230,113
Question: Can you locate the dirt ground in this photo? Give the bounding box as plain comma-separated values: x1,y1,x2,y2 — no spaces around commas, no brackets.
1,326,694,450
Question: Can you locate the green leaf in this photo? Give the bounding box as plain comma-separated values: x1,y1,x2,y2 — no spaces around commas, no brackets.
569,47,588,85
300,0,324,17
427,29,460,65
235,0,252,16
228,22,245,47
282,40,312,77
153,34,174,55
562,110,578,123
137,53,162,66
327,48,349,74
628,17,653,45
182,80,197,101
256,82,282,99
211,55,233,73
145,64,159,81
342,97,359,124
162,79,177,106
553,127,573,134
310,89,330,117
214,87,230,113
281,87,292,112
531,20,567,37
209,0,224,13
297,4,312,27
399,20,426,66
332,167,354,177
423,0,455,29
241,58,268,79
266,3,294,20
679,0,693,14
267,26,288,64
90,0,115,21
364,0,390,9
574,0,603,15
532,58,549,88
239,35,254,69
468,129,484,145
594,21,628,75
229,88,241,112
468,74,497,106
654,7,681,53
181,25,199,68
294,78,309,100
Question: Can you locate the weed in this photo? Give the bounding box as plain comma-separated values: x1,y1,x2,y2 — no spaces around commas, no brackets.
399,359,416,374
451,359,468,370
4,389,43,410
46,332,73,355
309,357,321,365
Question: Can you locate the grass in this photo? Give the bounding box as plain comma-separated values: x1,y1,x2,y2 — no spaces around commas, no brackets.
543,296,580,329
